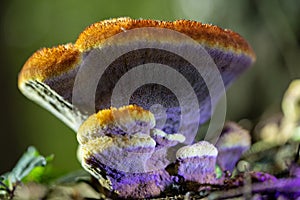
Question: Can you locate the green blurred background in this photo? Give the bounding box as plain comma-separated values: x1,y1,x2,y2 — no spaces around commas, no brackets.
1,0,299,174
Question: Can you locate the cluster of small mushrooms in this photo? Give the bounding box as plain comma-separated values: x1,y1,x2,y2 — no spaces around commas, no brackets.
76,105,251,198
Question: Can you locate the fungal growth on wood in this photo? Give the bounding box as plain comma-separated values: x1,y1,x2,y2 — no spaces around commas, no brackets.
18,17,258,198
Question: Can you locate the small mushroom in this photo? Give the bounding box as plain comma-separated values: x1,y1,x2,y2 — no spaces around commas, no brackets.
176,141,218,184
215,122,251,172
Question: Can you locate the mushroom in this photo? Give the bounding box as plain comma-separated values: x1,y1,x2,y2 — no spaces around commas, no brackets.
176,141,218,184
18,17,256,133
18,17,256,198
215,122,251,173
77,105,158,174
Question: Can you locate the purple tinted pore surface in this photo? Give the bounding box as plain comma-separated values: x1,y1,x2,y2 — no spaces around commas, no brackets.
44,47,253,105
42,47,253,135
86,155,172,198
205,47,253,87
44,67,78,101
177,156,217,183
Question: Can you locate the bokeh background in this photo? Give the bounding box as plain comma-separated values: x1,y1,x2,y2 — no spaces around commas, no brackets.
1,0,299,174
